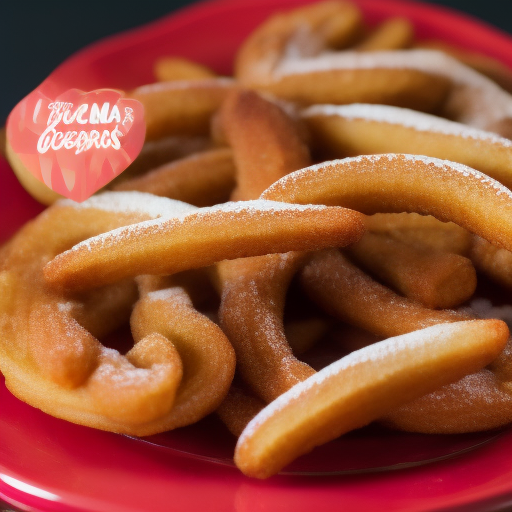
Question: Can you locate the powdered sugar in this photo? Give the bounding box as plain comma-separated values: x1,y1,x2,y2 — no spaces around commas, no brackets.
59,191,196,218
239,321,465,441
71,200,328,253
276,49,512,129
302,103,512,146
265,154,512,200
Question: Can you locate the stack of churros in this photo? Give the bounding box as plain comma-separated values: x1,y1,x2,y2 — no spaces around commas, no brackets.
2,0,512,479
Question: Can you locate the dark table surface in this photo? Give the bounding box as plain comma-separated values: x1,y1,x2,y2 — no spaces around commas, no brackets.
1,0,512,124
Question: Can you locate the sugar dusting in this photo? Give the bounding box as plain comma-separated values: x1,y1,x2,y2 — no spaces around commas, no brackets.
302,103,512,147
239,322,464,442
70,200,328,253
95,347,168,387
59,191,197,218
265,154,512,200
276,49,512,128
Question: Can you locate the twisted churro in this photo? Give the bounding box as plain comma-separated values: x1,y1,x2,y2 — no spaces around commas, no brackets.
0,192,235,435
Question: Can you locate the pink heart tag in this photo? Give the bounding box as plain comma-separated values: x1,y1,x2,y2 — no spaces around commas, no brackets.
7,88,145,202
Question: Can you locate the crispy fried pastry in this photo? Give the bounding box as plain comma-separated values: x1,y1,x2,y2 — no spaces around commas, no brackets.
302,104,512,189
262,154,512,253
345,231,477,309
235,320,509,478
112,147,236,206
0,192,235,435
44,200,365,291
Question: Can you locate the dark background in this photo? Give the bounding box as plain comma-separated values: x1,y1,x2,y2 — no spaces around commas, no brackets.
1,0,512,124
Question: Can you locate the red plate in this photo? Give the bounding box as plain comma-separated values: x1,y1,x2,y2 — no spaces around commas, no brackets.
2,1,512,511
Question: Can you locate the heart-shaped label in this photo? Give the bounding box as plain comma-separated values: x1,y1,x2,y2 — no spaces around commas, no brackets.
7,88,145,202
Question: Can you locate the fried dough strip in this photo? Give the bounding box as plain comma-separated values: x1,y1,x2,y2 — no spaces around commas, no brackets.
112,147,236,206
235,1,364,86
365,212,472,255
130,78,235,140
128,275,236,434
154,57,217,82
235,320,509,478
416,40,512,94
355,18,414,52
300,249,467,338
44,201,365,291
274,50,512,135
219,90,310,200
218,252,316,403
0,193,237,434
470,236,512,290
345,232,477,309
215,88,318,406
252,54,450,112
261,155,512,253
302,104,512,189
236,3,449,112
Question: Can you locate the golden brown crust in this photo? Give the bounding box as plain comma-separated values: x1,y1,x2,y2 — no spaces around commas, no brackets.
131,78,236,140
112,147,236,206
345,231,477,309
235,320,509,478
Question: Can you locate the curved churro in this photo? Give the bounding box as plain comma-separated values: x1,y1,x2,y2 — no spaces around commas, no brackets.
302,103,512,189
236,3,450,112
262,154,512,253
215,86,319,406
300,249,467,338
416,40,512,94
274,50,512,135
44,200,365,291
218,252,316,403
154,57,217,82
219,89,310,200
355,18,414,52
235,320,509,478
235,1,364,86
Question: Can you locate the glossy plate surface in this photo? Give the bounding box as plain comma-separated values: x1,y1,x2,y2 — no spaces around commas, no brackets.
2,0,512,510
